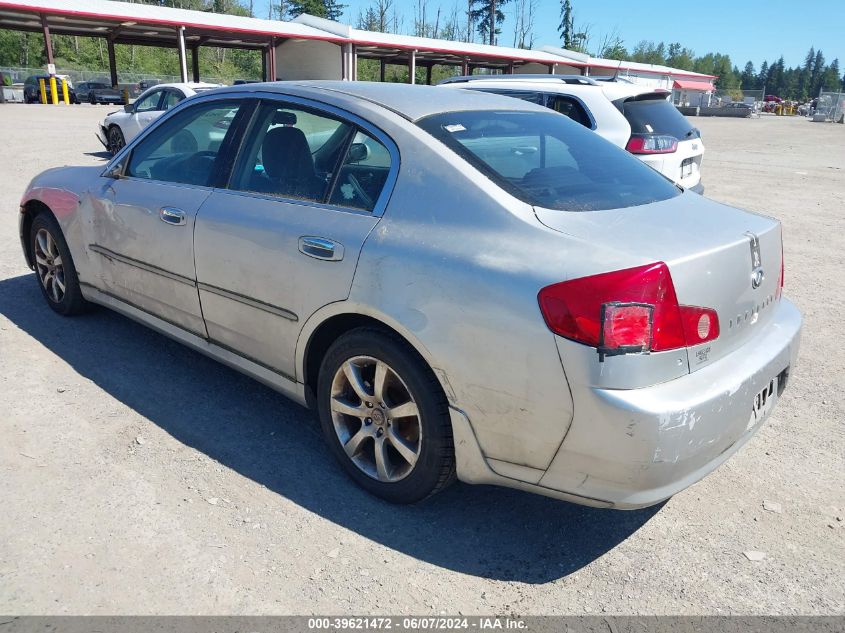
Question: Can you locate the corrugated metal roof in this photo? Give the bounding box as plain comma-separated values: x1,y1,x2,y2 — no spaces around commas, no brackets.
0,0,342,40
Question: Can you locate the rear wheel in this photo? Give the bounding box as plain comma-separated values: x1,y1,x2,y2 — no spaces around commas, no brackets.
107,125,125,154
317,328,455,504
30,213,89,316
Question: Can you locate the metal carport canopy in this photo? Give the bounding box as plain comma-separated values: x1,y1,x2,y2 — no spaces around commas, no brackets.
0,0,342,49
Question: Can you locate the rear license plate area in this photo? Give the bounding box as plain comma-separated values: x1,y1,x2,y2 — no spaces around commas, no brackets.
681,158,694,178
747,377,777,431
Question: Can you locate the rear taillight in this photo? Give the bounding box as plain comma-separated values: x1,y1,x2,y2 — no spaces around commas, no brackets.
538,262,719,358
626,134,679,155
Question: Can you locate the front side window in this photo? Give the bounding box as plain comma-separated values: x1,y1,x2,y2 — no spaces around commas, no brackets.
162,91,183,110
134,90,162,113
126,100,242,186
417,110,680,212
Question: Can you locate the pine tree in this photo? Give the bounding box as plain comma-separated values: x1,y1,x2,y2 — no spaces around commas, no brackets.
740,61,756,89
757,61,769,91
288,0,327,18
558,0,573,49
470,0,509,46
324,0,346,21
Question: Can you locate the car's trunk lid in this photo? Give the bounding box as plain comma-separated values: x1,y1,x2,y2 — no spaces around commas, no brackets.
534,192,783,372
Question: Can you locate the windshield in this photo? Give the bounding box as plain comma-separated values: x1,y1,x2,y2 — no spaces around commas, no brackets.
619,94,697,139
417,110,680,212
89,83,109,89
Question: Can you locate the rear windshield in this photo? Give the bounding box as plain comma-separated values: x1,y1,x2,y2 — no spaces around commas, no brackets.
619,95,696,139
417,110,680,212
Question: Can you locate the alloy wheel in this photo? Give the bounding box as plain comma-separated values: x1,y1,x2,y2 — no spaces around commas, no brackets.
108,127,124,154
329,355,422,482
34,228,65,304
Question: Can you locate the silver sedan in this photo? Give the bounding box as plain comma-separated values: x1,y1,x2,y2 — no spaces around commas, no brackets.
18,82,801,508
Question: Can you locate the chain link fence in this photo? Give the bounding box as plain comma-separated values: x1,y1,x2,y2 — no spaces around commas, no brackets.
1,66,230,91
812,91,845,123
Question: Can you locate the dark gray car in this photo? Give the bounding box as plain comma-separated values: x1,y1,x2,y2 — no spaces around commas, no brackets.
76,81,124,105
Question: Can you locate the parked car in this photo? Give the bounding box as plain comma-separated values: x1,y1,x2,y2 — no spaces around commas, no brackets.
723,102,754,117
136,78,160,92
440,74,706,193
19,82,801,507
76,81,125,105
95,82,222,154
23,74,78,104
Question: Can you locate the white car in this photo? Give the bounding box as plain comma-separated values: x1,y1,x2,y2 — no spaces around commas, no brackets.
96,82,222,154
440,75,706,193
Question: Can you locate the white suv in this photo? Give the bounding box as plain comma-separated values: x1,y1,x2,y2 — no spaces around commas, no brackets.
440,75,705,193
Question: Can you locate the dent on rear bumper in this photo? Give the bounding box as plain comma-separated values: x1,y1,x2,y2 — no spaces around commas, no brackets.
533,298,802,508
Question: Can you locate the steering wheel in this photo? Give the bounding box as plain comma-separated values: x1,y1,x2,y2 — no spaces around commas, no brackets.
348,173,374,209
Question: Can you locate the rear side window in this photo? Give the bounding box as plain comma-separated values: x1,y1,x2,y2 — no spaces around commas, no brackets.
417,110,680,212
473,89,592,129
475,88,545,106
619,95,695,140
547,95,593,128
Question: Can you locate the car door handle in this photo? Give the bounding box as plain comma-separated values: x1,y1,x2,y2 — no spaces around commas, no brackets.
298,236,344,261
159,207,186,226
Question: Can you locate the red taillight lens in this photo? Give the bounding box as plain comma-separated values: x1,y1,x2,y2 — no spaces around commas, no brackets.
678,306,719,345
777,241,784,299
538,262,719,356
626,134,679,154
601,303,653,353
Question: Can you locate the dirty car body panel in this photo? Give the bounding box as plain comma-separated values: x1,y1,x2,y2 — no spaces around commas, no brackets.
19,81,801,508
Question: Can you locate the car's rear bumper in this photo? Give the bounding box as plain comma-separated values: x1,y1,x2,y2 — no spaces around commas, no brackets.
688,182,705,194
536,298,801,508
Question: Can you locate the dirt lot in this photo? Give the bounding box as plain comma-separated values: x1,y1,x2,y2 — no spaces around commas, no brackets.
0,105,843,615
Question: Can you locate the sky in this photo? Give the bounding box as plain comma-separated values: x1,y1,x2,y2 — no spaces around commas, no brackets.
267,0,845,70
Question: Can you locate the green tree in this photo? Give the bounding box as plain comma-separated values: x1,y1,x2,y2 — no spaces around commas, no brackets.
288,0,327,18
558,0,573,49
470,0,509,46
324,0,346,21
666,42,694,70
740,61,756,89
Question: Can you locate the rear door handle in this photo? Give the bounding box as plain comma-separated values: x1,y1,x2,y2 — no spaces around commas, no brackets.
159,207,186,226
298,236,344,261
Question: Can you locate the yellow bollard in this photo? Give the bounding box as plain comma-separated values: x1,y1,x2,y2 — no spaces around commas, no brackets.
122,87,129,104
39,77,47,104
49,75,58,105
61,78,70,104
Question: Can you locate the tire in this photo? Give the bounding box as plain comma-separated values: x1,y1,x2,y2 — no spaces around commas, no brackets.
107,125,125,155
317,327,455,504
30,212,90,316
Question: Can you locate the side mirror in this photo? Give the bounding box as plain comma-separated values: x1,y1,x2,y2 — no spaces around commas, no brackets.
123,103,133,113
347,142,369,163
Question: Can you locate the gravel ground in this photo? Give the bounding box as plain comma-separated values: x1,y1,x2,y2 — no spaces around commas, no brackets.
0,105,843,615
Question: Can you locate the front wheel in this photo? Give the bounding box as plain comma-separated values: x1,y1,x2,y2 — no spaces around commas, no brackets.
30,213,89,316
107,125,125,155
317,328,455,504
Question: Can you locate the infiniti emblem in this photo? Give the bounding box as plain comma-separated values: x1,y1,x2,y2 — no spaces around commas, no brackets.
747,232,764,289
